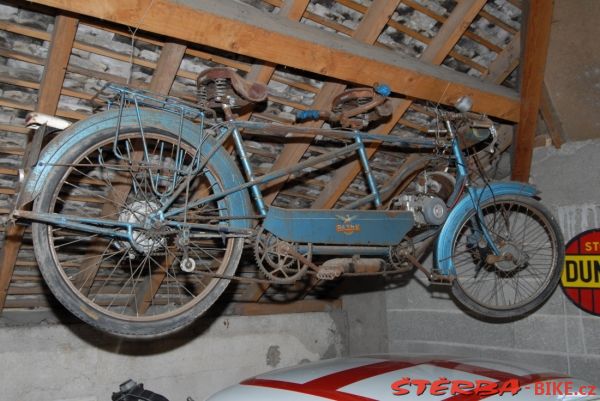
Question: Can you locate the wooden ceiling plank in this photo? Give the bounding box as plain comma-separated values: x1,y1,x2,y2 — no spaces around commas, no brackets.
28,0,520,120
303,11,355,36
511,0,553,181
311,0,487,209
385,19,487,73
0,124,30,135
0,15,78,312
0,46,45,66
336,0,368,14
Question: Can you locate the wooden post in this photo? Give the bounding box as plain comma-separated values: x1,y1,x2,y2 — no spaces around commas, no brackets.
0,15,79,311
511,0,554,181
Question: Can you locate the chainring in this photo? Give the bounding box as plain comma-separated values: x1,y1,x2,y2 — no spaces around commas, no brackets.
253,227,311,284
388,240,415,273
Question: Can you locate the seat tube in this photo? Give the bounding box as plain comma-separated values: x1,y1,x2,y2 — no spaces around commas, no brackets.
354,134,381,207
223,105,267,215
231,126,267,215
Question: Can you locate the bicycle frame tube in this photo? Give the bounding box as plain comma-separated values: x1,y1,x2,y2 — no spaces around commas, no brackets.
163,121,438,219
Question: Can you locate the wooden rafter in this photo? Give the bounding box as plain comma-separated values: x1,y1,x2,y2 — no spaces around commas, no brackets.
149,42,187,94
239,0,399,302
241,0,310,117
484,32,520,83
511,0,554,181
129,42,188,312
0,15,79,311
311,0,488,209
260,0,399,206
539,82,566,147
27,0,520,120
236,0,311,304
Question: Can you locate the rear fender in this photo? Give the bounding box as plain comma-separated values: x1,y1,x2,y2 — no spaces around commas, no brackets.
20,108,252,229
435,182,538,276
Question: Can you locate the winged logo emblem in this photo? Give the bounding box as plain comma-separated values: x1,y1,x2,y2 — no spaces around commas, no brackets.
335,214,360,235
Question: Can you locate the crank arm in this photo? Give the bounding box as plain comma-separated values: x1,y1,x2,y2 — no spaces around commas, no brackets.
278,243,343,280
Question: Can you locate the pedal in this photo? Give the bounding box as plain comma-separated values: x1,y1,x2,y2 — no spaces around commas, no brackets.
429,272,455,286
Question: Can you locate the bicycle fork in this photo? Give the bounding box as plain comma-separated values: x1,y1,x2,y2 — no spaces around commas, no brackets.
446,119,500,256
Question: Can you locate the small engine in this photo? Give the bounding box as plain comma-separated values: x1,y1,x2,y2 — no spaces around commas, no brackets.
393,194,448,226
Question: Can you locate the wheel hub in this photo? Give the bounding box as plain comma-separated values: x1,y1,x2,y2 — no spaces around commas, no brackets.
118,200,165,253
492,243,527,272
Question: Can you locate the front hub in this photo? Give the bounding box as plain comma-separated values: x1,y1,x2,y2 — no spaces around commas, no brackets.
489,243,528,272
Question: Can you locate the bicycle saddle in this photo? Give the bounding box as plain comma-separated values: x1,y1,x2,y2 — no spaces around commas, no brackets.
197,67,268,108
297,86,393,129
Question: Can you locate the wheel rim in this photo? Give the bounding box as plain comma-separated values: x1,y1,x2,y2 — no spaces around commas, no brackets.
44,131,236,322
452,198,559,311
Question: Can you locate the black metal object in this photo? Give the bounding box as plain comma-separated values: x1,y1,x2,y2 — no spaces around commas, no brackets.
112,379,170,401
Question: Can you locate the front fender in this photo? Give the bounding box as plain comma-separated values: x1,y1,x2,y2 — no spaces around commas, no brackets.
435,182,538,276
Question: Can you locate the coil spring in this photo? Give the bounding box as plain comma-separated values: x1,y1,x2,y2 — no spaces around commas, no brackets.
356,96,370,121
214,78,229,99
197,86,208,103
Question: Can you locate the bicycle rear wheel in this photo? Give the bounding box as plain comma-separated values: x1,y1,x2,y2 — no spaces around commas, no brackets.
450,195,563,318
32,122,248,337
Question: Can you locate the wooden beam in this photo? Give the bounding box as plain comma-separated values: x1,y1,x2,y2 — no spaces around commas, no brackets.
28,0,520,120
0,15,79,312
539,81,566,148
125,43,188,310
512,0,554,181
236,0,310,303
484,32,521,84
36,15,79,114
224,298,342,316
311,0,487,209
149,42,187,94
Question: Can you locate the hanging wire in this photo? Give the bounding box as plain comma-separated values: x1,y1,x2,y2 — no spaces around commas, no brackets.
126,0,157,85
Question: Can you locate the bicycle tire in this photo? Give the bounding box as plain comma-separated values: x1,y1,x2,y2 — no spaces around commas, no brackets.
450,195,564,319
32,110,251,338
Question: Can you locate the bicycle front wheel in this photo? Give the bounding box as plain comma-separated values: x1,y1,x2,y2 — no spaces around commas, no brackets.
32,122,248,338
450,195,564,319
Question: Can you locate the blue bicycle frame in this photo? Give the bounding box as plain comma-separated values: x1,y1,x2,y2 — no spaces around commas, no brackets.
15,84,539,280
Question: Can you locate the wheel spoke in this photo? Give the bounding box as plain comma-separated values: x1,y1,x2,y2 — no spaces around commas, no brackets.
36,129,243,336
451,196,561,316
